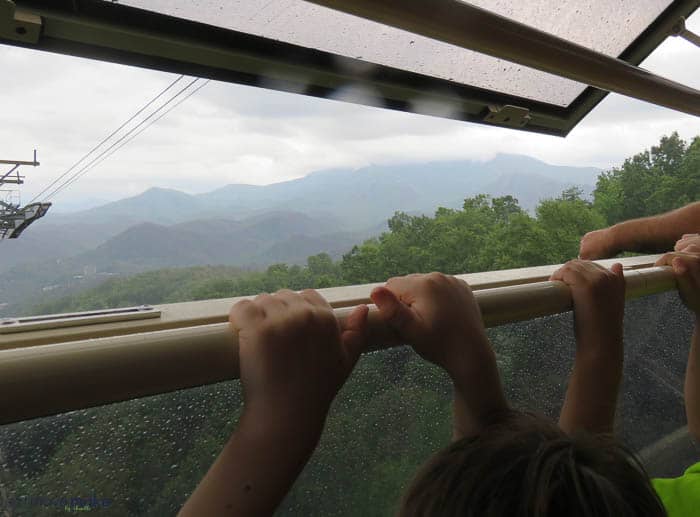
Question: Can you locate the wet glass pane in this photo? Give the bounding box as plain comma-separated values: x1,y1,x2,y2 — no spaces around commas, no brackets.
114,0,672,107
1,291,695,515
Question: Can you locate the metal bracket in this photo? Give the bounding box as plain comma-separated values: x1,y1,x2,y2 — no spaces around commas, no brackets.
0,0,41,44
483,105,531,128
0,305,161,334
3,201,52,238
671,16,700,48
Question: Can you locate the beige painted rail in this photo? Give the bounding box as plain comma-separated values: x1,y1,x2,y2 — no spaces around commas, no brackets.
0,257,677,424
0,254,663,351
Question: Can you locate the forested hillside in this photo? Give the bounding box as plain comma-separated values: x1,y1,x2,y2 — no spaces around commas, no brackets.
29,188,604,314
4,134,699,516
28,133,699,314
0,153,598,275
0,153,602,316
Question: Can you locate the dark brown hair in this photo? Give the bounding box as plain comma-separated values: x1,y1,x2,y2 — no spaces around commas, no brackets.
398,411,666,517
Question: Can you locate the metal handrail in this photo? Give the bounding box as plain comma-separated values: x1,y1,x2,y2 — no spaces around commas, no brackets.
0,259,676,424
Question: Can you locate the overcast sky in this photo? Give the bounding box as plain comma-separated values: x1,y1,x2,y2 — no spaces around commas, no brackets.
1,11,699,212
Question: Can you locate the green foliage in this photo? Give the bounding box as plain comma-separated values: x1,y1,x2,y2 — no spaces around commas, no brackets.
28,254,344,315
31,191,608,315
341,191,603,284
593,132,700,224
534,189,605,264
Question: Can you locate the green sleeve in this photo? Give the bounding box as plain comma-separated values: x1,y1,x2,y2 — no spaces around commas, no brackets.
652,462,700,517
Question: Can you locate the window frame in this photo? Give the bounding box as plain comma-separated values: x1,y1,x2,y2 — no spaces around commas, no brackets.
1,0,698,136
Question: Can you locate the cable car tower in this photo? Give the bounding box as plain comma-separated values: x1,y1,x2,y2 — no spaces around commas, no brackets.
0,150,50,239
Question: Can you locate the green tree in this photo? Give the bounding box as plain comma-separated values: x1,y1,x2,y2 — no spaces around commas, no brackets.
593,132,697,224
535,190,606,264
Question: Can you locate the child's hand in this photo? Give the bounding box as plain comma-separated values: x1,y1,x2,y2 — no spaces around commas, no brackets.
230,289,368,433
370,273,507,439
656,250,700,316
660,241,700,445
550,260,625,356
182,295,368,517
370,272,490,380
551,260,625,435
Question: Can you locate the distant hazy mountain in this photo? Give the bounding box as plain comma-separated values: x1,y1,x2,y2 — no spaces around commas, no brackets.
0,211,379,314
42,154,598,227
1,153,599,276
50,187,208,226
0,153,601,315
76,211,362,272
49,196,112,213
194,154,599,227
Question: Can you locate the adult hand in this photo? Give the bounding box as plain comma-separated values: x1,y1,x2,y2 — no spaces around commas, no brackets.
579,228,618,260
230,289,368,430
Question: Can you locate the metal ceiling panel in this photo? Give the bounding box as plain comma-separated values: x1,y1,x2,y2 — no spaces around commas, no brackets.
116,0,677,108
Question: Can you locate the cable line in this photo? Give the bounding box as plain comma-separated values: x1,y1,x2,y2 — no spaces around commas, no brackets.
44,77,201,201
62,80,211,186
43,77,202,201
30,74,185,203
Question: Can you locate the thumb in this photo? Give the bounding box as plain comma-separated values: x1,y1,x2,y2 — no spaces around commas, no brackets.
611,262,625,293
672,257,698,311
672,256,696,298
673,256,688,275
340,304,369,369
370,286,419,334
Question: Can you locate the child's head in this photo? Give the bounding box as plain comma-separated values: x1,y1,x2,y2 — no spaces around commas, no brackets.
399,411,665,517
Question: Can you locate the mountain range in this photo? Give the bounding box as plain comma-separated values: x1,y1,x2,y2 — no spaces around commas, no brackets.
0,154,601,314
